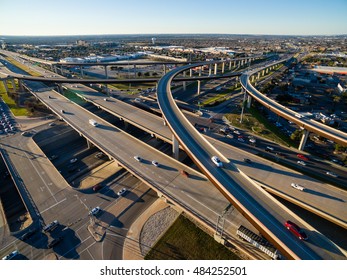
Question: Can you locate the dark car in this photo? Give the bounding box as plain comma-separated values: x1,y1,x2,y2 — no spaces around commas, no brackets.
92,183,103,192
20,229,37,241
243,158,252,164
180,170,189,177
284,220,308,240
47,237,63,248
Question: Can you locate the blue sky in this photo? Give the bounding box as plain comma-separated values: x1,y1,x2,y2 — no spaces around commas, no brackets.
1,0,346,36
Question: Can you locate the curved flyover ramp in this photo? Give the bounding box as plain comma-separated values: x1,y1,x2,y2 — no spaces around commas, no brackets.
157,61,322,260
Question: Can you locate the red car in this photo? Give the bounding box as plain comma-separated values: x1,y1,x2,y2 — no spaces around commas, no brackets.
92,183,103,192
297,154,308,161
285,220,308,240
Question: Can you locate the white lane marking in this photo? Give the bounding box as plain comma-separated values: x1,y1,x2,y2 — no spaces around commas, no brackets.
40,198,67,214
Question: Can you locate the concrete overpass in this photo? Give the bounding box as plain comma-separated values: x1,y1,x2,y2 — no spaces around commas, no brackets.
240,61,347,150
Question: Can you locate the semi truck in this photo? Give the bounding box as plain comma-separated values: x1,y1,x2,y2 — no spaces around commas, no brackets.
89,119,98,127
236,225,281,260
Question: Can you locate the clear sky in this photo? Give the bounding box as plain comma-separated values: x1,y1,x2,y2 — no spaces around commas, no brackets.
1,0,346,36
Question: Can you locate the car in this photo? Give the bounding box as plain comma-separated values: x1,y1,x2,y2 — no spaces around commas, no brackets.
67,165,78,173
284,220,308,240
70,158,77,164
95,152,105,159
21,131,30,136
297,160,306,166
89,207,101,216
265,146,274,152
291,183,305,191
47,237,63,248
152,160,159,167
103,98,108,101
48,155,58,160
117,188,127,196
42,220,59,233
60,109,65,113
226,133,233,138
2,250,19,260
275,152,285,157
326,171,338,178
48,122,55,126
297,154,308,161
92,183,103,192
244,158,252,164
20,229,37,241
238,138,245,142
233,130,241,135
134,155,142,162
249,138,256,144
211,156,223,167
180,170,189,177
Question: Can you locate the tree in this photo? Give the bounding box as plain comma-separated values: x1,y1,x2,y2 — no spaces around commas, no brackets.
290,129,303,141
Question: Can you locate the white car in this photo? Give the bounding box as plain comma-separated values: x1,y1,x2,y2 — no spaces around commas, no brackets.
2,250,19,260
134,156,142,162
152,160,159,167
291,183,305,191
117,188,127,196
297,160,306,166
89,207,101,216
249,138,256,144
70,158,77,164
226,133,233,138
211,156,223,167
326,171,338,178
233,130,241,135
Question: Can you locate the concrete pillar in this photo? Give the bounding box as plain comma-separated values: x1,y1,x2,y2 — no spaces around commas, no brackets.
241,60,244,66
87,140,94,149
235,76,239,87
172,135,179,160
199,66,202,76
266,68,269,74
183,71,186,91
234,61,236,68
197,80,201,95
80,66,84,77
229,61,232,70
18,79,24,92
238,61,241,68
57,84,63,94
247,94,252,108
298,130,310,151
163,64,166,75
222,62,225,74
10,79,16,91
2,80,9,92
208,65,212,76
214,63,217,75
104,66,108,79
262,70,265,76
257,72,260,80
251,76,255,83
189,68,193,77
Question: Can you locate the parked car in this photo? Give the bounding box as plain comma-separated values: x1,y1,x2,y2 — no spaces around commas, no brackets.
291,183,305,191
284,220,308,240
47,237,63,248
2,250,19,260
211,156,223,167
43,220,59,233
117,188,127,196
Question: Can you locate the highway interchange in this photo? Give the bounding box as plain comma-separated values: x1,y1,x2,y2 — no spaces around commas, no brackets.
0,51,346,260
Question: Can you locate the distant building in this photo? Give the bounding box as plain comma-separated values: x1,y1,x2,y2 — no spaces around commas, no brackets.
76,40,89,47
151,37,156,45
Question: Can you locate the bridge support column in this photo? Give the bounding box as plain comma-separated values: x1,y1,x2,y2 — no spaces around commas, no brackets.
251,76,255,83
266,68,269,74
2,79,9,93
183,71,186,91
172,135,179,160
214,63,217,75
189,68,193,77
87,139,94,149
257,72,260,80
247,94,252,109
104,66,108,79
10,79,16,91
221,62,225,73
229,61,232,70
57,84,63,94
234,61,236,68
80,66,84,78
18,79,24,92
235,76,239,87
208,65,212,76
199,66,202,76
197,80,201,95
163,64,166,75
262,70,265,76
298,130,310,151
241,60,244,67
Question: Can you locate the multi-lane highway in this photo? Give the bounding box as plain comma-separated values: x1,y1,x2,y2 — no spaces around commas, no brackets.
157,61,332,260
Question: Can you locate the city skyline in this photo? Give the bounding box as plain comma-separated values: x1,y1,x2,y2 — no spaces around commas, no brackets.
1,0,347,36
